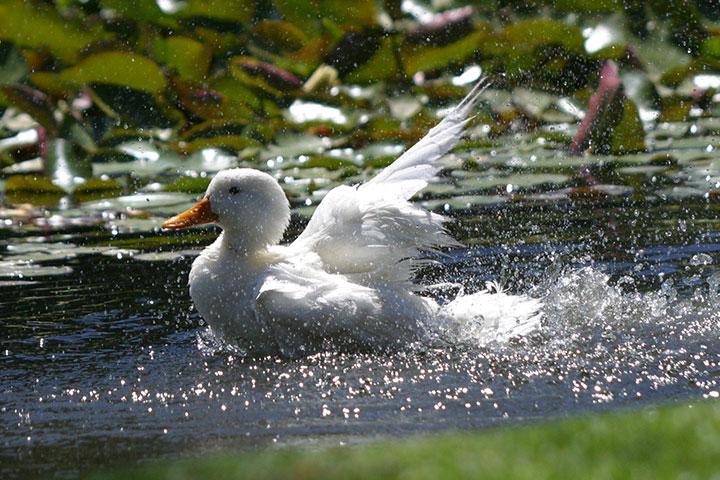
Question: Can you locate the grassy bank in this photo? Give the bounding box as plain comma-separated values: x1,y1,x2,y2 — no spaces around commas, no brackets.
94,400,720,480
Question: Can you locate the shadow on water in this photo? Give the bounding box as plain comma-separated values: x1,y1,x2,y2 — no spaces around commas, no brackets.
1,198,719,478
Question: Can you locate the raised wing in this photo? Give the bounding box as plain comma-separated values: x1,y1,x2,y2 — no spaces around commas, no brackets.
290,78,489,284
366,77,490,195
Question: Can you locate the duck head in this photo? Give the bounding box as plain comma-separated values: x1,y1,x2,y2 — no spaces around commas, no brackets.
162,168,290,253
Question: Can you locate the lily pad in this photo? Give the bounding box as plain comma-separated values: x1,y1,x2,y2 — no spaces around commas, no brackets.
611,98,646,154
493,18,584,55
231,57,302,91
92,142,182,177
87,84,180,130
0,260,73,278
403,29,491,75
82,192,194,212
132,250,200,262
177,0,254,23
252,20,307,52
260,133,328,160
571,61,645,155
286,155,358,170
457,173,570,192
153,36,211,81
72,178,123,202
178,149,238,174
173,77,256,124
5,175,65,194
275,0,377,34
163,176,211,193
54,52,167,94
1,85,56,133
178,136,260,155
99,0,176,25
343,37,399,84
0,41,26,86
0,0,103,63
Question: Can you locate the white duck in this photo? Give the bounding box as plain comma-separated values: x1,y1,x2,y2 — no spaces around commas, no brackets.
163,79,542,358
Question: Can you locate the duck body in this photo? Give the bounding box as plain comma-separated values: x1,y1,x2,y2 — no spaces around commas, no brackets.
190,232,439,357
165,79,543,358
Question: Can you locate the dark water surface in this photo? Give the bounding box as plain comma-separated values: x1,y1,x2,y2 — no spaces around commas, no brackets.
2,194,720,478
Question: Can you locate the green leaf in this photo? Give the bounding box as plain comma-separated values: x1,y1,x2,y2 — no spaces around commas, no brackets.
286,155,357,170
1,84,57,133
320,0,377,27
274,0,377,35
83,192,194,212
456,173,570,192
344,37,398,84
403,29,490,75
180,120,248,141
74,178,123,194
153,36,211,80
89,84,177,128
57,52,167,94
0,42,26,86
552,0,622,13
212,77,263,120
659,62,698,88
177,135,260,154
484,18,585,81
0,0,105,63
229,59,284,97
498,18,585,54
252,20,307,52
163,176,211,193
658,96,692,122
701,36,720,59
89,148,140,164
611,98,645,155
178,0,254,23
174,76,261,123
72,178,123,202
5,174,65,194
60,118,97,153
99,0,177,26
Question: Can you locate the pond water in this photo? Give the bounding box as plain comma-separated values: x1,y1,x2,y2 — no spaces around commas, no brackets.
3,115,720,478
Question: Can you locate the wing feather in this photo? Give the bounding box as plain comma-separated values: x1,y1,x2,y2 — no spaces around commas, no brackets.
290,78,489,283
366,77,491,195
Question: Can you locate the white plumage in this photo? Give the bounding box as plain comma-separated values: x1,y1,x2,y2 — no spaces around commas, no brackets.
164,79,542,358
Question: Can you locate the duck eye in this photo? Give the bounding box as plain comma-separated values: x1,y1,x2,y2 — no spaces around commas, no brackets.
228,186,240,195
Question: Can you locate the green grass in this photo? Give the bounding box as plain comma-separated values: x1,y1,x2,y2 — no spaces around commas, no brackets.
92,401,720,480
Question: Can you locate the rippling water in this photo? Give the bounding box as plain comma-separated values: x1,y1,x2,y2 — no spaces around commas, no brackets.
2,196,720,478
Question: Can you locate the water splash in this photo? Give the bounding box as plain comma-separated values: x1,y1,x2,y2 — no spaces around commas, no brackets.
194,264,720,358
534,266,720,346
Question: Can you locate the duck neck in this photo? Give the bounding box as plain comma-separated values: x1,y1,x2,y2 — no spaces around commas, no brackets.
218,229,275,258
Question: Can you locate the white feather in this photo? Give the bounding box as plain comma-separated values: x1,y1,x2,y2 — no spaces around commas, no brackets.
291,79,491,283
181,78,543,358
367,77,491,191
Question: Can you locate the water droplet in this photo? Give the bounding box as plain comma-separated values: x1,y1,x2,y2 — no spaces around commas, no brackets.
690,253,712,266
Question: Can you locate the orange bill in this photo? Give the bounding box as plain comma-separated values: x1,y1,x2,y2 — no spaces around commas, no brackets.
162,197,218,230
